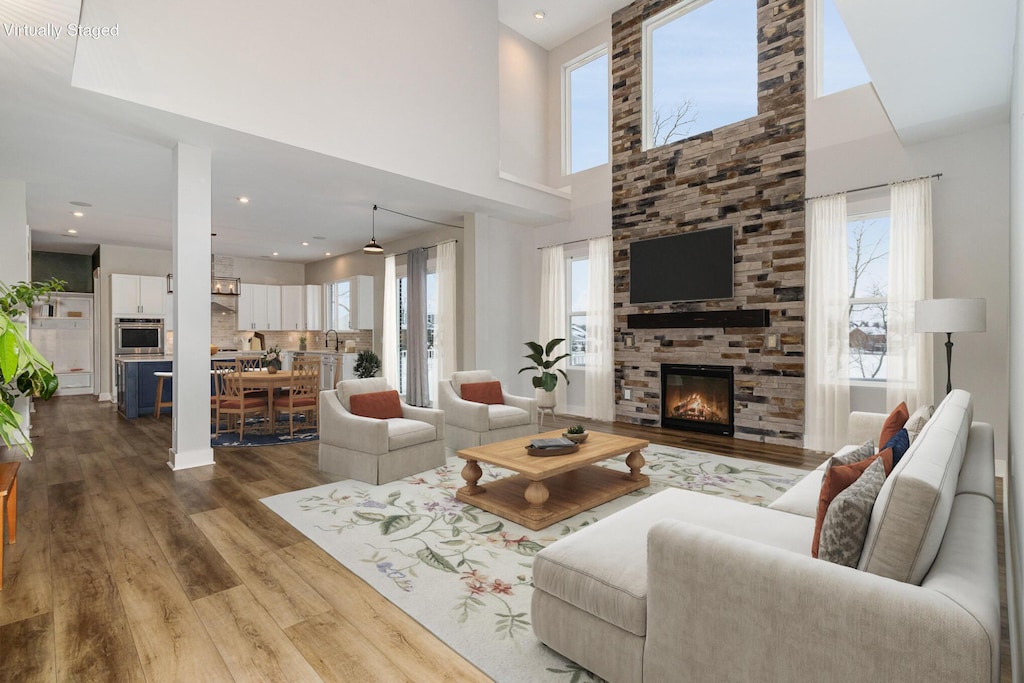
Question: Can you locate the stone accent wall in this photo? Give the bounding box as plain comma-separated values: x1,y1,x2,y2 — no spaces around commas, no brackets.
611,0,806,444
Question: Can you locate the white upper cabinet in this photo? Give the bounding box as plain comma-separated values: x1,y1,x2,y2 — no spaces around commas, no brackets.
280,285,304,330
112,274,167,317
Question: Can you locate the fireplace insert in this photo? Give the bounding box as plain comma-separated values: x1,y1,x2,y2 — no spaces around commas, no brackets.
660,364,734,436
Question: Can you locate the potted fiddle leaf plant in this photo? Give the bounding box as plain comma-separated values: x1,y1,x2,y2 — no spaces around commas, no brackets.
518,338,570,411
0,278,65,456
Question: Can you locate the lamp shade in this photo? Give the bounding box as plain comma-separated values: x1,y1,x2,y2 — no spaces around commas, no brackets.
914,298,986,334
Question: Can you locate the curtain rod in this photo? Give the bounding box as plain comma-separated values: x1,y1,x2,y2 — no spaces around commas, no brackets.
805,173,942,202
537,234,612,251
389,239,458,259
375,204,464,230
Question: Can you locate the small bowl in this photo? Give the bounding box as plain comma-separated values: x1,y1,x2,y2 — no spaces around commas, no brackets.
563,431,588,444
210,345,220,355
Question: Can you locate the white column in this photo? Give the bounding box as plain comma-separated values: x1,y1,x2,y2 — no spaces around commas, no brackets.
0,181,32,444
168,144,215,470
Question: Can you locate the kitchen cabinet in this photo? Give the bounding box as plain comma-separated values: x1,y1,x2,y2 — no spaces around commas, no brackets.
239,283,276,330
31,293,94,396
111,274,166,316
281,285,304,330
305,284,322,332
317,352,357,390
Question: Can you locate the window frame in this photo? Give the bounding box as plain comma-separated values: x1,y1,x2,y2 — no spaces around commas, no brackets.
324,279,351,331
811,0,871,99
846,209,890,385
566,252,589,368
562,44,610,176
394,258,439,402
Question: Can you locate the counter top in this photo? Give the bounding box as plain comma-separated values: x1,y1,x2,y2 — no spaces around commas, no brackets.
289,349,357,356
115,355,174,363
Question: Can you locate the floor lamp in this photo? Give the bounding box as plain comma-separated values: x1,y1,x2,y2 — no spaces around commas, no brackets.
914,298,987,394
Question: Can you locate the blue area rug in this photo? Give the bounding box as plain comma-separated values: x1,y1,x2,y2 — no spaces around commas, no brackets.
211,415,317,447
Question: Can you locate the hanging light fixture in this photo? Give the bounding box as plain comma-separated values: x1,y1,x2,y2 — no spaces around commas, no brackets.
363,204,384,254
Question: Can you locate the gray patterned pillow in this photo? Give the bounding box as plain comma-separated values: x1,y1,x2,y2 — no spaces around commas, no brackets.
831,440,875,467
904,404,933,443
819,459,887,567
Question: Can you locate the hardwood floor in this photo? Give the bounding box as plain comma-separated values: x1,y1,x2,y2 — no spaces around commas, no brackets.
0,396,1011,682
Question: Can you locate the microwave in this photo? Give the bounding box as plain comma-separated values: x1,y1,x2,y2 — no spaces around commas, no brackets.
115,317,165,356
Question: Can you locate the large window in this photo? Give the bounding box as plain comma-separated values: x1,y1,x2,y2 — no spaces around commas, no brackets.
818,0,870,96
564,48,609,175
397,268,438,403
643,0,756,149
325,280,350,331
847,212,890,381
568,255,589,366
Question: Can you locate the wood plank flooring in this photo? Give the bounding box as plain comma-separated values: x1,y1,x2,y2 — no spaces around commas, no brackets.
0,396,1011,682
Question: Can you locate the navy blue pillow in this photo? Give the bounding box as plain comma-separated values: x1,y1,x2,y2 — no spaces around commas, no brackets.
882,428,911,467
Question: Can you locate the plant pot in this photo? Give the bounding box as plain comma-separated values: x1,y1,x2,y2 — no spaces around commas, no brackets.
563,431,588,444
299,343,307,351
536,388,556,409
267,365,278,374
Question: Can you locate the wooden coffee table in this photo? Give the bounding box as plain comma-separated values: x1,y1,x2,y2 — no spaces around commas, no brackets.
455,430,649,530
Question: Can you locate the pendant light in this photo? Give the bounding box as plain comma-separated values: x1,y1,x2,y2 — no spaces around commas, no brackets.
363,204,384,254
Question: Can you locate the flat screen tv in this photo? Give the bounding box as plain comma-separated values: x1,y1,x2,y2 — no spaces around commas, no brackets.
629,227,734,304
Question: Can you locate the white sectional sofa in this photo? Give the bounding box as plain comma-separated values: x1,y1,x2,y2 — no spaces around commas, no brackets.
531,390,1000,682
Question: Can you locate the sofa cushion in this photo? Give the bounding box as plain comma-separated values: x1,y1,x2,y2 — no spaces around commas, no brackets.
812,450,892,557
878,401,909,446
487,404,530,429
831,440,875,466
882,428,911,467
387,418,437,450
768,443,869,518
451,370,495,397
858,389,972,584
461,380,504,405
337,377,391,411
350,390,403,420
905,403,934,443
818,458,887,567
533,488,813,637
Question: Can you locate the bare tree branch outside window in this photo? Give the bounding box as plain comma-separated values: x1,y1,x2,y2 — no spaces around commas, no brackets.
847,219,889,380
650,101,698,147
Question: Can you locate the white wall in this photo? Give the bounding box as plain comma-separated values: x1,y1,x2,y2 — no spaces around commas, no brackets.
0,181,32,439
499,25,549,185
808,86,1011,466
74,0,501,203
1005,1,1023,677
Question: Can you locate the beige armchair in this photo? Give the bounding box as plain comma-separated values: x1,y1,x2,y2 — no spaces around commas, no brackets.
439,370,537,452
319,378,445,485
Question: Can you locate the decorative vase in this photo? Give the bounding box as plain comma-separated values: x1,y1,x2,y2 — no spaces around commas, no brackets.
536,388,556,409
267,365,278,374
563,431,588,444
299,343,307,351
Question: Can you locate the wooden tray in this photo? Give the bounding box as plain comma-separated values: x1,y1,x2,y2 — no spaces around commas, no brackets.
525,443,580,457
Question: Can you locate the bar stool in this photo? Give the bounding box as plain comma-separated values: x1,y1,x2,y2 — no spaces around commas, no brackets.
154,371,173,419
0,461,19,590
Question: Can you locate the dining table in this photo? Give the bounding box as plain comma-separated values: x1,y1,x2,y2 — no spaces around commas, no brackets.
234,369,296,434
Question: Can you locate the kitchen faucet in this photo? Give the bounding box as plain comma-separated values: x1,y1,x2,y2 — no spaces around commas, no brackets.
325,329,339,352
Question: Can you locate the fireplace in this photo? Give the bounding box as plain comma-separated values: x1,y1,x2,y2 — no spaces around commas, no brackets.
660,364,734,436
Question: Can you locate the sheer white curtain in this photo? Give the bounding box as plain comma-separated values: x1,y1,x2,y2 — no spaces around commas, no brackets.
382,254,399,390
887,178,934,410
539,245,567,411
585,236,614,421
805,194,851,451
435,240,458,382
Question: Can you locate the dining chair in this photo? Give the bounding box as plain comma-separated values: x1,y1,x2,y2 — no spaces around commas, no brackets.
276,356,320,437
213,359,267,439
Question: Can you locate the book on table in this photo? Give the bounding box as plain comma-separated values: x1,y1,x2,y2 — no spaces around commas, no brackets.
529,437,575,450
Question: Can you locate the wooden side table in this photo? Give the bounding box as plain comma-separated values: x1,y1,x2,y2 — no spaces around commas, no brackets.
0,461,20,590
154,371,173,419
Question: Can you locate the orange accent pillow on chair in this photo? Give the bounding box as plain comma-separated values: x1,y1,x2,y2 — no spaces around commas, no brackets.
349,390,403,419
460,381,504,405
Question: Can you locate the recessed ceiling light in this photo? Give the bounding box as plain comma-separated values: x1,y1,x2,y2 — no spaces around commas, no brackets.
325,252,331,256
71,211,84,217
67,229,77,234
301,241,309,246
272,252,279,256
237,196,250,204
534,10,545,19
69,201,92,207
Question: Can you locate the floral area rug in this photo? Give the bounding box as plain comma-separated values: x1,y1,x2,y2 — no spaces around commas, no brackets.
262,444,806,682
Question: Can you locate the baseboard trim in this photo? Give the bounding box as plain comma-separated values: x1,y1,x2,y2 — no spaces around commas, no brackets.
98,392,112,403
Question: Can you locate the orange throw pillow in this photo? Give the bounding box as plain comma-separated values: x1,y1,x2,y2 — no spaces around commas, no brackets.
460,381,504,405
812,451,891,558
878,402,909,447
349,390,403,419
